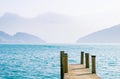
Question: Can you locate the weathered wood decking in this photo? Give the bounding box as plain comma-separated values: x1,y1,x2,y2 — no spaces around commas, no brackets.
64,64,101,79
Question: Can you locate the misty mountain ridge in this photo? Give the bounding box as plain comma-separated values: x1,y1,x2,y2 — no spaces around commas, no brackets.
0,12,78,43
0,31,45,44
0,12,71,26
77,24,120,43
1,12,120,43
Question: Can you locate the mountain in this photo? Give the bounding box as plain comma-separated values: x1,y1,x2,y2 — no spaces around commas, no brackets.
0,31,46,44
34,13,71,24
0,12,80,43
0,12,72,27
0,13,26,26
77,24,120,43
0,31,12,39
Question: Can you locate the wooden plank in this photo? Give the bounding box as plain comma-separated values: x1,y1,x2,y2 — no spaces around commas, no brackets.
64,64,101,79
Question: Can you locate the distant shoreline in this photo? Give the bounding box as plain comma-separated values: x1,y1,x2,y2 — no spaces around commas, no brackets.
1,43,120,46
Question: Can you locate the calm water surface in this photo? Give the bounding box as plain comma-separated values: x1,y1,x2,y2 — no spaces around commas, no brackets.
0,44,120,79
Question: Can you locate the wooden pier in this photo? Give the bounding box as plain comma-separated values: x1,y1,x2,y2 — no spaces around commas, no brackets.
60,51,101,79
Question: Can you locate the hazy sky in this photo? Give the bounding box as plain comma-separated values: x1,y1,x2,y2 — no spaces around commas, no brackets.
0,0,120,17
0,0,120,43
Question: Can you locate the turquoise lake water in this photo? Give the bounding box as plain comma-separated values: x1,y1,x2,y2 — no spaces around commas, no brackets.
0,44,120,79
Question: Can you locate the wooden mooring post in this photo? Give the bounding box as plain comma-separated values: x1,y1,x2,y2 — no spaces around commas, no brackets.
63,53,68,73
80,51,84,64
60,51,64,79
92,55,96,74
85,53,89,68
60,51,68,79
